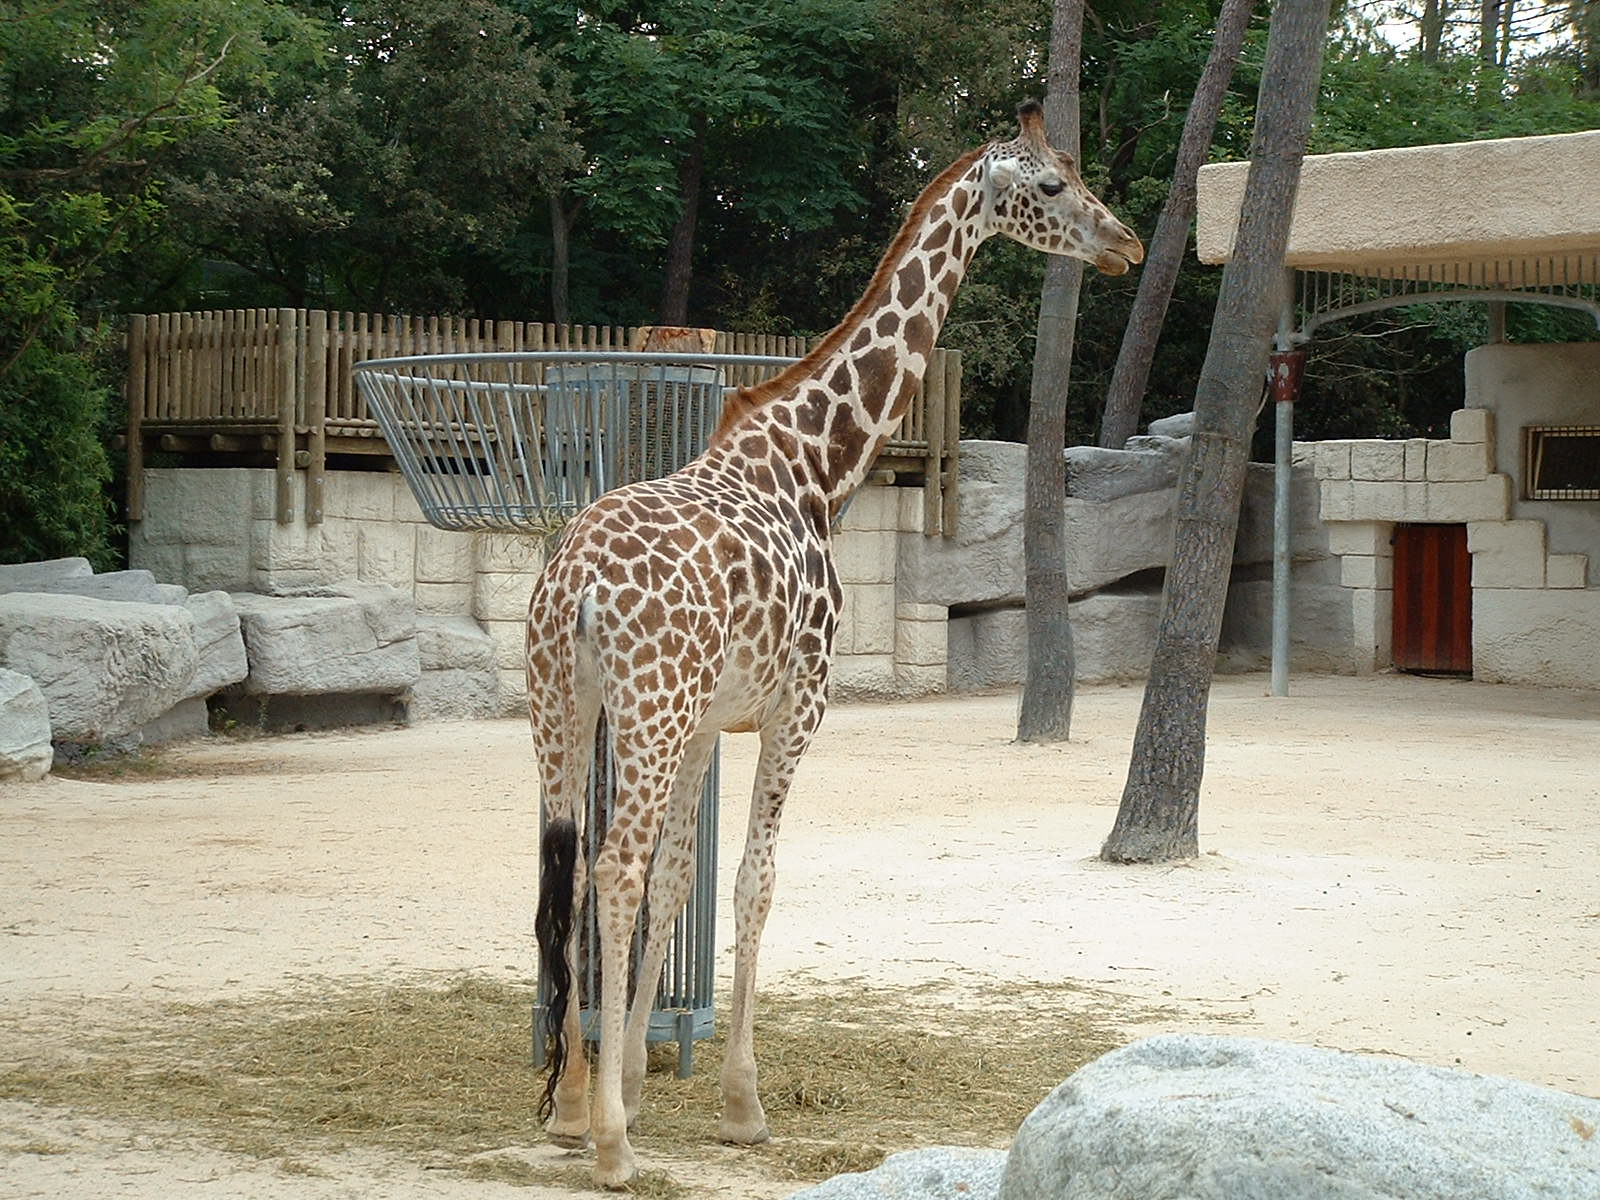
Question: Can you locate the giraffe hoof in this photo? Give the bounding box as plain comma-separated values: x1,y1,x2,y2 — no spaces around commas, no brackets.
592,1159,638,1190
718,1121,771,1146
545,1117,590,1150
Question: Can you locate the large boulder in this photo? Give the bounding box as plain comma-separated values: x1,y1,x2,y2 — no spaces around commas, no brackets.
902,439,1180,608
999,1034,1600,1200
0,594,199,745
1147,411,1195,438
0,558,91,591
788,1147,1007,1200
1072,590,1162,682
947,607,1027,693
0,668,52,780
1064,436,1186,502
231,584,419,696
181,591,249,700
410,614,499,720
0,568,186,605
1233,462,1331,568
947,591,1161,692
1064,491,1174,595
899,441,1028,609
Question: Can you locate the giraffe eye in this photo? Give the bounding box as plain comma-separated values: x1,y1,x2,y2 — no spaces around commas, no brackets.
1039,177,1064,197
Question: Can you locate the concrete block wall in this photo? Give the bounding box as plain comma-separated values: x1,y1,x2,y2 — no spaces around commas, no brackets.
831,486,946,698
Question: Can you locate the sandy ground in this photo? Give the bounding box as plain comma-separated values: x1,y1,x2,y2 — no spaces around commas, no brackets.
2,671,1598,1197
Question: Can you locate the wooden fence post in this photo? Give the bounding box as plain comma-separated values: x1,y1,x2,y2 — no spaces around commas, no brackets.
126,315,147,522
923,351,946,537
942,349,962,538
276,307,299,523
306,310,327,524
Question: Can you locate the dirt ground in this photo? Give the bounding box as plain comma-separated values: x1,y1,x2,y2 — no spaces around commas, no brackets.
3,671,1598,1197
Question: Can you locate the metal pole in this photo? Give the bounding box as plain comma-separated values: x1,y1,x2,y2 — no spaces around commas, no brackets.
1271,382,1294,697
1270,277,1303,698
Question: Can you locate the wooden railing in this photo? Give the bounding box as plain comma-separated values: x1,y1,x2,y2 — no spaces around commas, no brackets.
125,309,960,534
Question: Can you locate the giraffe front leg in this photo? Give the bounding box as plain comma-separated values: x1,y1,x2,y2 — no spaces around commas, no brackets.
719,702,819,1145
622,734,715,1129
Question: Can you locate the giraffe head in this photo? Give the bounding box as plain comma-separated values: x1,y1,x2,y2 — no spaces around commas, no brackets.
983,100,1145,276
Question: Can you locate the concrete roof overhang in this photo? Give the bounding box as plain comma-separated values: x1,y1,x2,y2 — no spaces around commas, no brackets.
1195,128,1600,287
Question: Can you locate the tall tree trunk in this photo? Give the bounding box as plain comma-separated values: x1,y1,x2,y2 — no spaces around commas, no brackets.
1499,0,1515,66
1017,0,1085,744
1479,0,1501,64
1098,0,1255,451
657,119,706,325
1101,0,1331,863
1420,0,1446,61
548,192,582,328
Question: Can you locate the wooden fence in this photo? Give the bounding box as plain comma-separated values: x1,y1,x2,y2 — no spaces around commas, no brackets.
125,309,960,535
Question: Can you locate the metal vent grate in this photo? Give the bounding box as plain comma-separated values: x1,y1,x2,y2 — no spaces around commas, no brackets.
1526,425,1600,501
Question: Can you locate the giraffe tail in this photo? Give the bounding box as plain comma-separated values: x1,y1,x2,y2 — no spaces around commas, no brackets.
536,812,578,1121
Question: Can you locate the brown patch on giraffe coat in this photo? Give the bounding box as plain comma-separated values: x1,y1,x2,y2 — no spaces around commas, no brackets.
895,258,925,309
905,313,935,359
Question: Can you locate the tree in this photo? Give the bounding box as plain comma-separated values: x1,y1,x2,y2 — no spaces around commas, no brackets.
0,0,302,565
1101,0,1331,863
1016,0,1087,744
170,0,577,314
1097,0,1255,450
519,0,876,326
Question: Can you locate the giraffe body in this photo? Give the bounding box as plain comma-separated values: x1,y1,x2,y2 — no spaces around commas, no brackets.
526,102,1143,1188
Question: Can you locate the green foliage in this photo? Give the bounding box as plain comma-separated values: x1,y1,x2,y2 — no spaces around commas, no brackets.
4,0,1599,564
0,0,308,564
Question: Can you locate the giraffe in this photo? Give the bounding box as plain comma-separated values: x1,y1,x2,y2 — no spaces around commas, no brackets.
525,100,1143,1189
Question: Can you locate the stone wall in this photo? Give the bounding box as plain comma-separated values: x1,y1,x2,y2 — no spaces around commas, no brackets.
132,468,941,710
132,468,534,711
1466,340,1600,561
1290,379,1597,689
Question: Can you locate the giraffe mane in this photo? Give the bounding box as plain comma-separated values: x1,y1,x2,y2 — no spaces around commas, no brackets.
710,144,989,445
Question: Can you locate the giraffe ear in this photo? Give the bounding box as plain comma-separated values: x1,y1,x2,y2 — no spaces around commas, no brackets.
989,157,1021,192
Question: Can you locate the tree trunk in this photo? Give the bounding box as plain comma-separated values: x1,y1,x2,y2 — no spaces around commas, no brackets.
1101,0,1331,863
1479,0,1500,65
548,192,582,328
1098,0,1255,451
1420,0,1446,62
1017,0,1085,744
657,119,706,325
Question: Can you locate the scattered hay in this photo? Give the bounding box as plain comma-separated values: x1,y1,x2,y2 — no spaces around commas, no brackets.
0,974,1156,1189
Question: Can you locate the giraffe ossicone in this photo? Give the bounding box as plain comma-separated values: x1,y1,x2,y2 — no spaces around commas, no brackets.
525,101,1142,1189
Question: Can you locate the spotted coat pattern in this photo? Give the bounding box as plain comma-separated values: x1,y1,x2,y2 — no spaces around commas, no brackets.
524,103,1143,1188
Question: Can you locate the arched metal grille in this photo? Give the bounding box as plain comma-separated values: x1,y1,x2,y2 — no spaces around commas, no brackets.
1291,254,1600,341
353,351,794,533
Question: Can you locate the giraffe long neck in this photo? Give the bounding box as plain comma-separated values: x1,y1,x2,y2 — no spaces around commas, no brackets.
710,149,992,513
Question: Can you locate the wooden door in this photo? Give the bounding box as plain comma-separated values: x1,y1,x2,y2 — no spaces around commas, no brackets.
1392,523,1472,674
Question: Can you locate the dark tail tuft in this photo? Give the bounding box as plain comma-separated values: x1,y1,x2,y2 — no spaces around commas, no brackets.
536,816,578,1121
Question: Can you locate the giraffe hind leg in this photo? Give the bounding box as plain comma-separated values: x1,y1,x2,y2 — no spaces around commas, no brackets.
621,730,717,1128
534,642,601,1146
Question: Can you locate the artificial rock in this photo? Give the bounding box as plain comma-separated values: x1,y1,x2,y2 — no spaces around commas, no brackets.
231,586,420,696
787,1147,1007,1200
0,594,199,746
998,1034,1600,1200
0,668,53,780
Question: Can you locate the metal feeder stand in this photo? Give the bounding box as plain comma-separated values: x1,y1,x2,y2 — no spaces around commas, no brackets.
353,351,795,1075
